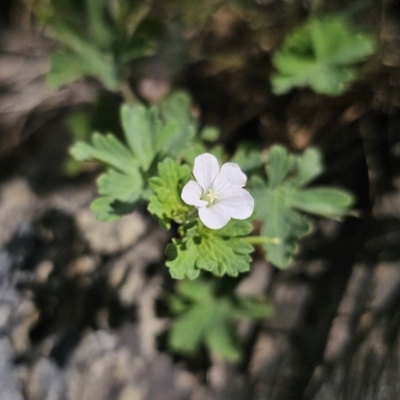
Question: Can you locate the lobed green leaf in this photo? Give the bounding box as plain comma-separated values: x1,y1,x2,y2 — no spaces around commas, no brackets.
290,187,354,217
166,220,254,279
271,16,376,96
231,145,264,173
148,158,192,228
251,145,354,268
70,92,199,222
97,169,142,203
70,132,137,174
47,21,119,89
120,104,157,171
169,279,272,362
158,92,197,156
89,196,137,222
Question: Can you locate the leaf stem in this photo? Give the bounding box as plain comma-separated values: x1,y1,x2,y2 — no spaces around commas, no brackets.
120,81,139,105
242,236,281,245
183,210,198,224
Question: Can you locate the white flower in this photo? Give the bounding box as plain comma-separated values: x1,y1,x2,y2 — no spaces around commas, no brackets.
181,153,254,229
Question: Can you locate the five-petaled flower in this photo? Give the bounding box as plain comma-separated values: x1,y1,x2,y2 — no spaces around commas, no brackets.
181,153,254,229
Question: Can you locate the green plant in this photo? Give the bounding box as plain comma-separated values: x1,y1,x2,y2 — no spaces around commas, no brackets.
169,278,273,362
70,92,197,220
68,95,354,361
37,1,362,363
270,15,376,96
250,145,353,267
38,0,158,90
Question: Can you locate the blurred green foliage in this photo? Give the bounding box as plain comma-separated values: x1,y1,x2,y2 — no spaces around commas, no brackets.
37,0,159,89
169,278,273,362
63,111,93,176
271,15,376,96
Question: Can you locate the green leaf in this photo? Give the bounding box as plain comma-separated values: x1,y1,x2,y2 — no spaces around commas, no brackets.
170,299,208,353
169,279,272,362
180,143,208,165
231,145,264,173
120,93,197,171
43,1,157,89
66,112,92,142
90,196,119,221
119,35,157,64
310,17,376,65
292,147,323,186
62,112,93,177
271,16,376,96
89,162,143,221
291,188,354,217
252,179,312,268
154,120,181,155
148,158,192,228
160,91,192,126
235,297,274,319
47,52,89,88
166,220,254,279
251,145,354,268
85,0,113,48
70,126,145,220
204,311,241,362
309,65,356,96
121,104,158,171
90,196,138,222
97,169,143,202
70,132,138,174
165,239,201,280
214,219,254,237
158,92,196,156
70,93,200,222
46,22,119,89
266,145,295,188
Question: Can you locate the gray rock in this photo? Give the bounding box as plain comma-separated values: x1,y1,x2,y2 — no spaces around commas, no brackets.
76,209,147,255
0,338,24,400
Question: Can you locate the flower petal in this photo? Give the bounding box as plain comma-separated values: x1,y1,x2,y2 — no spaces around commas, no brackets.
193,153,220,191
214,186,254,220
212,162,247,192
198,206,231,229
181,181,208,207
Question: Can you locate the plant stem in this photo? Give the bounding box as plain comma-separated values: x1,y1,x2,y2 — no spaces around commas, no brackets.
183,210,198,224
242,236,281,245
120,81,138,105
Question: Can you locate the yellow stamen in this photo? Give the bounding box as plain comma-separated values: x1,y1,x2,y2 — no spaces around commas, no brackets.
202,189,219,205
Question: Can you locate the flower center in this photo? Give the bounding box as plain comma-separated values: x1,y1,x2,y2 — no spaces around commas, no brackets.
202,189,219,206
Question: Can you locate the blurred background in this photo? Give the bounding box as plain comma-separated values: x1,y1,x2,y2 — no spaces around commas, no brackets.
1,1,400,399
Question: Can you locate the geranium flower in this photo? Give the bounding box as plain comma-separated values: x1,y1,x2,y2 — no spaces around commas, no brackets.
181,153,254,229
